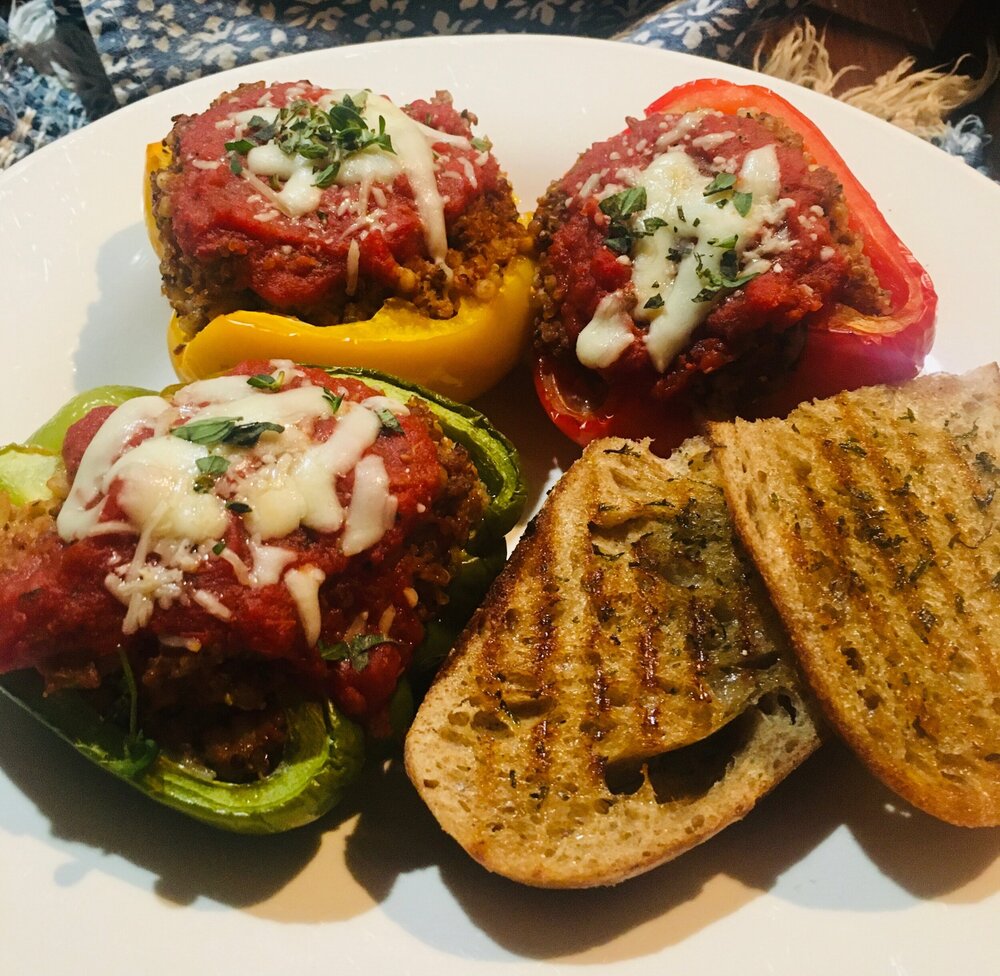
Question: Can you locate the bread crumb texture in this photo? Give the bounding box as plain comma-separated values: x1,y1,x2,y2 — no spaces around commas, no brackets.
405,437,821,887
711,364,1000,827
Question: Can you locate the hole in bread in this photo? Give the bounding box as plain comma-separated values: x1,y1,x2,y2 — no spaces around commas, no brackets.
754,690,799,723
602,708,758,804
840,645,865,675
502,696,554,720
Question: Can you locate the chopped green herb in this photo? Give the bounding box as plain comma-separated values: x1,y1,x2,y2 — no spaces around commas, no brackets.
212,540,226,556
173,416,285,448
691,250,761,303
196,455,230,477
703,172,737,196
376,408,404,435
732,191,753,217
322,389,343,413
599,187,654,255
225,93,395,191
247,372,283,391
225,501,252,515
644,293,665,310
225,421,285,447
899,407,917,422
470,135,493,152
708,234,738,250
172,417,238,445
838,438,868,457
193,454,230,493
643,216,668,233
676,205,686,222
228,155,243,175
319,632,397,671
599,187,647,220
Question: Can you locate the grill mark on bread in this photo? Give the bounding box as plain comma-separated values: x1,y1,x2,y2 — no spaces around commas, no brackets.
711,366,1000,826
405,437,823,886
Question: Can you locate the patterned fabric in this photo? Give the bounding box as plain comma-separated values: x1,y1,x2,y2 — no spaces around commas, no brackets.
81,0,670,106
0,0,795,166
0,0,991,175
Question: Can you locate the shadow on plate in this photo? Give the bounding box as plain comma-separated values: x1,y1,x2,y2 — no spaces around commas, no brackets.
0,692,346,912
75,223,175,394
339,741,999,964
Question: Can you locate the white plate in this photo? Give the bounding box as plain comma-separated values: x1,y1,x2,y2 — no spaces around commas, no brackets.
2,35,999,976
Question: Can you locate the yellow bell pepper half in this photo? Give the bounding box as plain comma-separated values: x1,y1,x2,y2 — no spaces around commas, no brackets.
146,142,536,403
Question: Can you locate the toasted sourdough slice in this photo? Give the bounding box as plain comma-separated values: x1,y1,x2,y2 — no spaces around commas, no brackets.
710,364,1000,827
404,437,823,887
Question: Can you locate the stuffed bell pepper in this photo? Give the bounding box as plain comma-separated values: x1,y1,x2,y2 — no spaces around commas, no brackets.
531,78,937,449
0,362,524,832
147,81,535,401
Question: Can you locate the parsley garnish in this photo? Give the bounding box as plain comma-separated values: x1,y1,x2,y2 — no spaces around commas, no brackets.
600,187,648,255
212,540,227,555
691,249,761,303
225,94,395,190
319,633,397,670
733,190,753,217
322,389,343,414
470,135,493,152
599,188,671,255
644,293,665,310
226,501,252,515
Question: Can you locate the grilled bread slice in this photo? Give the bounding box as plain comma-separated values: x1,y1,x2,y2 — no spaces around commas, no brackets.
404,437,823,887
711,364,1000,827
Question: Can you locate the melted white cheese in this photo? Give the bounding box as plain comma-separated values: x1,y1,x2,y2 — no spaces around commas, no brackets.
62,375,403,638
228,90,450,260
578,134,792,374
284,565,326,646
576,293,635,368
341,455,397,557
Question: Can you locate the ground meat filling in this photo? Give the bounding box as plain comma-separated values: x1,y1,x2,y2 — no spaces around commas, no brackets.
533,109,887,410
0,366,487,781
153,82,527,336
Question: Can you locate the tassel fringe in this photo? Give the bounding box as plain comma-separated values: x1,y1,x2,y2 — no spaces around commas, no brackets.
754,18,999,140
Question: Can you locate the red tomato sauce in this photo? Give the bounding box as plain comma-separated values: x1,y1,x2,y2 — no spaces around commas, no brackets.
537,111,868,404
169,82,503,311
0,363,451,729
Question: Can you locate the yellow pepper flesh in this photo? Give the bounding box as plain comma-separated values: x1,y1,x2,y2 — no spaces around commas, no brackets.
146,142,535,402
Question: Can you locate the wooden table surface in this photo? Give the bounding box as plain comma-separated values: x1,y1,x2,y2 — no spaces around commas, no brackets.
764,0,1000,176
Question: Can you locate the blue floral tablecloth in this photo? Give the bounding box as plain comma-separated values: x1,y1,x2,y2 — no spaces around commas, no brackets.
1,0,806,167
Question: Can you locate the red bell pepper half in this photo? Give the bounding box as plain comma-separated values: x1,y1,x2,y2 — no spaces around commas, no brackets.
534,78,937,447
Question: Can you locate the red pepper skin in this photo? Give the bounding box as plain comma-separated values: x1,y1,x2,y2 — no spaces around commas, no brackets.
536,78,937,447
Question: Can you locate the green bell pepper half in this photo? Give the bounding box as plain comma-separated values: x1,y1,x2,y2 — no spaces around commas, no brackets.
0,366,524,832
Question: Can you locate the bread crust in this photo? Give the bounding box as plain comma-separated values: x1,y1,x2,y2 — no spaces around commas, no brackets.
711,364,1000,827
405,437,822,887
